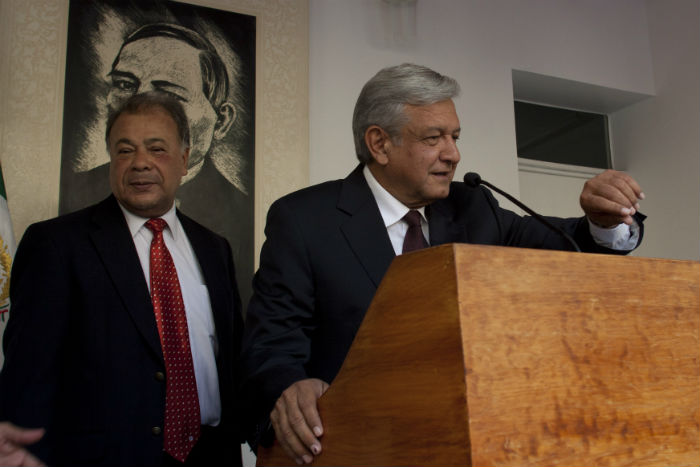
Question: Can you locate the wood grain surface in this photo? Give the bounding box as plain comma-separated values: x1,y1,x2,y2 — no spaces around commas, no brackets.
457,245,699,467
258,244,700,466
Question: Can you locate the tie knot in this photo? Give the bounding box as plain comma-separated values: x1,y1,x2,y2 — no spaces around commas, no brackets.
403,210,422,228
146,218,168,233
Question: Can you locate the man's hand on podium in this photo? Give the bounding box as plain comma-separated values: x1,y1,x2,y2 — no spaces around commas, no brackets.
270,378,329,465
0,422,45,466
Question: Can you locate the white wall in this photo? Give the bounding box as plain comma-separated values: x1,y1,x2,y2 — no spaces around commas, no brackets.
610,0,700,260
309,0,700,260
309,0,654,191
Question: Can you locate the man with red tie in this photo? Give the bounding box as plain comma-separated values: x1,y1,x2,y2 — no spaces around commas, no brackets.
0,92,243,466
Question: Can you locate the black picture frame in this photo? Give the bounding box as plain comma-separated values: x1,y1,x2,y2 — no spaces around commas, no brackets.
60,0,256,304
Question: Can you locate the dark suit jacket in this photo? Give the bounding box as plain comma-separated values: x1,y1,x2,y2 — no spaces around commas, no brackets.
0,195,243,466
240,164,645,446
60,158,255,309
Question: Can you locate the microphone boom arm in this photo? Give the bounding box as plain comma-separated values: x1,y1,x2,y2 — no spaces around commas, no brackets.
477,178,582,253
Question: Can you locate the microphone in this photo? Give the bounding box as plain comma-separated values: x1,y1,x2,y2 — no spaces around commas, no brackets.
464,172,581,252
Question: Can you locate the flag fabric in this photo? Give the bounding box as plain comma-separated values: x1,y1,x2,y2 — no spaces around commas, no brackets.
0,164,16,364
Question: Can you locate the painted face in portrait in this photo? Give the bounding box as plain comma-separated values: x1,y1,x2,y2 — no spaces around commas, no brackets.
107,36,235,177
108,107,189,218
367,99,461,208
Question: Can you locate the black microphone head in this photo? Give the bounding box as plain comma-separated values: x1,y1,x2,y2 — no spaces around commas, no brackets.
463,172,482,187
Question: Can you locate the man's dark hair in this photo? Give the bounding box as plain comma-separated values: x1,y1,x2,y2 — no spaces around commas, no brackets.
113,23,230,109
105,91,190,149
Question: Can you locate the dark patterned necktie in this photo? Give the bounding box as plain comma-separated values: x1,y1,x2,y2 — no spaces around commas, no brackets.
145,218,200,462
402,210,429,254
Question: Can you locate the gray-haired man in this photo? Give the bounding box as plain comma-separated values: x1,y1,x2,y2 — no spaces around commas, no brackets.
241,63,645,464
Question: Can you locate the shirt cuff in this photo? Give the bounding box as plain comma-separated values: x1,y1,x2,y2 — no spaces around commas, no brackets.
587,218,640,251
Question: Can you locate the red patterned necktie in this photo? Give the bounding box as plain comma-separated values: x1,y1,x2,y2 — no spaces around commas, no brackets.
145,218,200,462
402,210,429,254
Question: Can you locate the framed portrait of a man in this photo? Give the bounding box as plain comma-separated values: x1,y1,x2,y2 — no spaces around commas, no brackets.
59,0,256,303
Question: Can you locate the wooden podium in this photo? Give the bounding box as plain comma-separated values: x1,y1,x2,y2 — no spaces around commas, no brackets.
258,244,700,466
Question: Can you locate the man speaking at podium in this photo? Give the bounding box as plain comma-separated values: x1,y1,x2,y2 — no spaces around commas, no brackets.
241,63,645,465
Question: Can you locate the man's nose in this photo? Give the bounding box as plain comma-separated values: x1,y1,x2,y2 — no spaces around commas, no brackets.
131,148,152,169
441,137,460,164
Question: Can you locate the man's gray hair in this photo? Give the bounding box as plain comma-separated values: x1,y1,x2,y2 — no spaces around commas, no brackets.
352,63,460,163
105,91,190,150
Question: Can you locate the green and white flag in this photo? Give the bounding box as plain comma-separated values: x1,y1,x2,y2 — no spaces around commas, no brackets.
0,163,15,330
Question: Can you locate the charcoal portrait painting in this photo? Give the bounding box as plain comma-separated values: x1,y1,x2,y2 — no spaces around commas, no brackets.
59,0,256,304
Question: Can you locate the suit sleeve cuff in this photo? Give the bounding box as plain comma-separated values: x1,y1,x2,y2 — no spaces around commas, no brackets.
587,217,640,250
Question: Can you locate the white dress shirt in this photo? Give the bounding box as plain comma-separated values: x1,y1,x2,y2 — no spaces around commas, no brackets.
362,165,639,255
119,203,221,426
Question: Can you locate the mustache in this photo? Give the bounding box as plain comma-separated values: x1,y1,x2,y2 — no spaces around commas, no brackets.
127,177,160,185
432,162,456,173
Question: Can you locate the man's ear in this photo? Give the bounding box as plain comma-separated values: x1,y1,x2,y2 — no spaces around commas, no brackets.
213,102,237,140
364,125,391,166
181,147,191,175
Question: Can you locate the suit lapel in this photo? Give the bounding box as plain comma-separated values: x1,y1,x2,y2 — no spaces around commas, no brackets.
336,168,464,283
178,213,231,345
89,196,163,361
428,192,465,246
338,166,396,288
178,213,240,407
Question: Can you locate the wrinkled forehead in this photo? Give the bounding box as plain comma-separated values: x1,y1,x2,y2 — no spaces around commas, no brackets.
108,107,180,142
113,36,205,85
402,99,460,131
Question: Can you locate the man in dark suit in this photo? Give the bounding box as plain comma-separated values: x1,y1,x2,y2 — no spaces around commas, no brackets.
60,22,255,307
240,63,646,464
0,92,243,466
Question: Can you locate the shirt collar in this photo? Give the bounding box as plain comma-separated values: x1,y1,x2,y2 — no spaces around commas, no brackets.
363,164,426,227
117,202,180,241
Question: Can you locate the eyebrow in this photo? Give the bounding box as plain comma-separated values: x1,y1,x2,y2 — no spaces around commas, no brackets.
108,70,139,82
411,126,462,136
113,137,168,146
113,137,135,146
108,71,188,94
427,126,461,133
151,80,187,92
